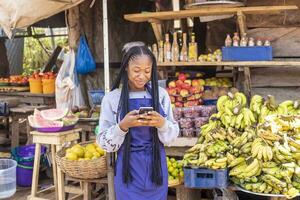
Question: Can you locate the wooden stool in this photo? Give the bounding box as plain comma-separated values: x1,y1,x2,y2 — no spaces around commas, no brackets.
28,128,81,200
76,119,98,142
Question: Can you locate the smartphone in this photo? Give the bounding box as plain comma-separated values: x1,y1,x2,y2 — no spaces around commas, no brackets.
138,107,154,115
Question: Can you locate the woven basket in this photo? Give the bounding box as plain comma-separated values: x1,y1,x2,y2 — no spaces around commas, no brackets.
56,141,107,179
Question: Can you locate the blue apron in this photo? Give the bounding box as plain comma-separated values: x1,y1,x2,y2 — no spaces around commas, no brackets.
114,98,168,200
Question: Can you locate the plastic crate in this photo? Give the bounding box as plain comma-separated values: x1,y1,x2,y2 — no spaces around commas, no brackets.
184,167,228,189
203,99,218,105
89,90,105,105
222,46,272,61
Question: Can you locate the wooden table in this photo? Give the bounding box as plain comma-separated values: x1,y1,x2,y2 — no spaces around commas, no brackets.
0,92,55,106
29,129,81,200
10,105,48,148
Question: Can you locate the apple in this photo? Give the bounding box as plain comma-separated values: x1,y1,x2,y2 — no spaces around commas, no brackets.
187,95,195,101
176,96,183,102
175,102,183,107
196,73,203,78
168,81,176,88
180,89,189,97
189,86,201,94
184,79,192,86
175,80,184,88
167,88,177,96
185,73,191,78
175,87,181,94
170,96,176,103
198,98,204,105
194,93,202,99
195,85,204,92
175,72,180,77
178,73,186,81
181,83,191,90
185,100,199,107
192,80,200,87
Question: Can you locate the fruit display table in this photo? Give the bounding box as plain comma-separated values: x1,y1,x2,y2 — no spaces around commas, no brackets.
0,92,55,107
29,128,81,200
9,105,48,148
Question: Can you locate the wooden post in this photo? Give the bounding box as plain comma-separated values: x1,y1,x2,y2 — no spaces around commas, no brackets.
11,115,19,148
30,143,42,198
56,145,66,200
244,66,252,101
51,145,58,200
150,20,164,42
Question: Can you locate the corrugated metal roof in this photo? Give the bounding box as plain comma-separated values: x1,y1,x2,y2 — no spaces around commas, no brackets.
5,38,24,75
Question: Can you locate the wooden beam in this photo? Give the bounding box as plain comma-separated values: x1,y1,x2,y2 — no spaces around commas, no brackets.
157,60,300,67
124,6,298,23
150,21,163,42
237,11,247,35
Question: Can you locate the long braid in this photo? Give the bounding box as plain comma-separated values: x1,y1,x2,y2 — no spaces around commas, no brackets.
112,45,163,185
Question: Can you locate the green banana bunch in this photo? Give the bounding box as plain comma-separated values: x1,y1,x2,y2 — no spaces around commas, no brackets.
259,95,288,123
250,95,264,116
281,100,300,115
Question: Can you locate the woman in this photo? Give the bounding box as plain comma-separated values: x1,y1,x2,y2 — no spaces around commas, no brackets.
97,42,179,200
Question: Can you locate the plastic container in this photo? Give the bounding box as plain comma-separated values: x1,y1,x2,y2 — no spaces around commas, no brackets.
29,78,42,94
197,105,217,117
181,128,195,137
193,117,209,128
182,107,200,118
173,107,183,121
222,46,273,61
11,144,47,187
184,167,228,189
89,90,105,105
0,159,17,199
179,118,194,129
203,99,218,105
42,79,55,94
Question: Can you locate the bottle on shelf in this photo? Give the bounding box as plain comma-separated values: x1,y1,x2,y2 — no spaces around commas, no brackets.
232,32,240,47
152,43,158,61
225,34,232,47
171,32,179,62
180,33,188,62
240,33,248,47
256,38,263,46
158,40,164,63
248,37,255,47
164,33,171,62
264,39,271,46
188,33,198,62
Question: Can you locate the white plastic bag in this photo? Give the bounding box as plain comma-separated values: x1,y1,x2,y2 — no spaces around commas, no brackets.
55,49,85,109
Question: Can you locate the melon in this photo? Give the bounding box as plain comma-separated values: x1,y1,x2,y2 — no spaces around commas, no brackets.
40,108,69,121
32,109,63,128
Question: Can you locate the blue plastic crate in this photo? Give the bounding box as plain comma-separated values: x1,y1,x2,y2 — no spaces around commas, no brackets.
184,167,228,189
222,46,272,61
89,90,105,105
203,99,218,105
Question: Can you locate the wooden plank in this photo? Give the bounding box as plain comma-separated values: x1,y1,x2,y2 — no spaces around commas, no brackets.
243,67,252,100
248,27,300,57
157,60,300,67
31,129,82,137
51,145,58,200
11,116,19,148
237,11,247,35
56,145,65,200
167,137,198,147
246,0,300,28
175,185,202,200
150,22,163,42
251,67,300,87
124,6,298,23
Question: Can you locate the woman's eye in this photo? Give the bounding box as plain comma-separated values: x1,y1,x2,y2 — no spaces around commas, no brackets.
145,69,151,73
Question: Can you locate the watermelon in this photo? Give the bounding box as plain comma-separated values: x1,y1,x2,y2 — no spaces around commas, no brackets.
31,109,63,128
40,108,69,121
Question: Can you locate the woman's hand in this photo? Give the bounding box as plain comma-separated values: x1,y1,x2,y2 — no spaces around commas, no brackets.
140,111,166,128
119,110,149,132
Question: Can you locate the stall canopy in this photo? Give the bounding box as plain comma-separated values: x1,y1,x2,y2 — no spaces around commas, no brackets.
0,0,84,38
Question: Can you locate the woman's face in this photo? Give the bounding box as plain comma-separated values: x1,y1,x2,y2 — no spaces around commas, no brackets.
127,54,152,91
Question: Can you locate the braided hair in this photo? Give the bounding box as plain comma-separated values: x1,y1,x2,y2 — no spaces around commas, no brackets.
112,43,163,186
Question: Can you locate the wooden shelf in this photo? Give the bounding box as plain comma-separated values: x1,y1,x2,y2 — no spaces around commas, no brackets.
157,60,300,67
124,6,298,23
166,137,198,147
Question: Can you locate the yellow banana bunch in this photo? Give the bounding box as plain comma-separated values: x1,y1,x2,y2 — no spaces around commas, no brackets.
250,95,264,116
251,138,273,162
259,95,288,123
281,100,300,115
216,92,247,112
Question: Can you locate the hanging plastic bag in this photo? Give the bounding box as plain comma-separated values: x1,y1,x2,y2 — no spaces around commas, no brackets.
75,35,96,74
56,49,85,109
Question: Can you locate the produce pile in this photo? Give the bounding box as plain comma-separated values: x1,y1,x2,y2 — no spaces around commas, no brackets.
183,93,300,198
28,108,78,128
198,49,222,62
167,73,205,108
71,106,100,119
167,157,184,184
65,142,105,161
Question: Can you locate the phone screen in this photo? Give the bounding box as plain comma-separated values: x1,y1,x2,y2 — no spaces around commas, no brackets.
138,107,153,115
